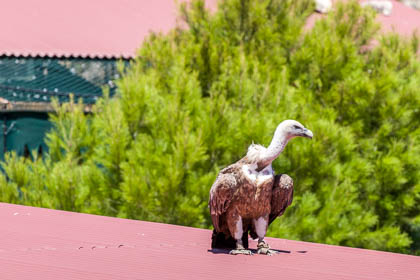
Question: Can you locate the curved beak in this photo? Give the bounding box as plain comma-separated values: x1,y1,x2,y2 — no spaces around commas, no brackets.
302,128,313,139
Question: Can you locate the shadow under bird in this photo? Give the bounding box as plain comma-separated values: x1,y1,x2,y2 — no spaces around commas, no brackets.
209,120,313,255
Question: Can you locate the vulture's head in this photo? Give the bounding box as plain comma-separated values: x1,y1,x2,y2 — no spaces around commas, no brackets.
278,120,313,140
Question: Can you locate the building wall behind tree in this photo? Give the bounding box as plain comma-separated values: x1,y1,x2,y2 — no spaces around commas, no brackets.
0,112,51,160
0,57,124,159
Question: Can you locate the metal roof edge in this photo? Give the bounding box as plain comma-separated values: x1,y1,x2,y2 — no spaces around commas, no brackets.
0,51,133,60
0,102,92,113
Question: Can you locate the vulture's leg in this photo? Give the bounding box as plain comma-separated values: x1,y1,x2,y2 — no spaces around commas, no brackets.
229,216,253,255
254,216,277,255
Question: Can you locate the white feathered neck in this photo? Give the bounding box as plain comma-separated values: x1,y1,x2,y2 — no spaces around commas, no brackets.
246,124,290,170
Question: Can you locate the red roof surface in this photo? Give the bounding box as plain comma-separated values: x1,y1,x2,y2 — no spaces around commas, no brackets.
0,0,217,59
1,202,419,280
0,0,418,59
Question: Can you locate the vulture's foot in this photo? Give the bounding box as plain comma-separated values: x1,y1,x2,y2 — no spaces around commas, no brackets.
229,249,253,255
229,244,253,255
257,241,277,256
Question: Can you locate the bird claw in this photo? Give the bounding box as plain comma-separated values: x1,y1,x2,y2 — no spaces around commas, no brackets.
257,247,278,256
257,241,277,256
229,249,253,255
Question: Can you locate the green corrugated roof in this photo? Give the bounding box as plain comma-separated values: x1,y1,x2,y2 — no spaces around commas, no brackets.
0,58,121,104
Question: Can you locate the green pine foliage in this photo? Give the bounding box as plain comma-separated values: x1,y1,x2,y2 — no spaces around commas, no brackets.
1,0,419,254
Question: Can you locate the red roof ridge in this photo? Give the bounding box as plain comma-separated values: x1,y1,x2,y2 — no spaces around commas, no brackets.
2,0,419,59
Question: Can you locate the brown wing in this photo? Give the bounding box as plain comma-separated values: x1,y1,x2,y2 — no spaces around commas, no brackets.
268,174,294,225
208,165,239,233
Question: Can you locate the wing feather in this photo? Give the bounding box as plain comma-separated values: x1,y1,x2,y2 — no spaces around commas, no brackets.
208,166,238,232
269,174,294,225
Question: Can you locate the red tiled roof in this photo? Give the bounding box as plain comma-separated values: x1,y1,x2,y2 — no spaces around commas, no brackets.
373,0,420,36
307,0,420,37
0,0,217,59
1,202,419,280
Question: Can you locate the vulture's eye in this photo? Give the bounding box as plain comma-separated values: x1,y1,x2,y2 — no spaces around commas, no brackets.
293,125,301,130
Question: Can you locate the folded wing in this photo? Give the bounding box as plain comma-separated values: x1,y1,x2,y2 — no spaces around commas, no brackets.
208,166,238,232
269,174,294,225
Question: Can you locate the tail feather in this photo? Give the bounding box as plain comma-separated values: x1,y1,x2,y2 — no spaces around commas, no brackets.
211,229,249,249
249,228,258,240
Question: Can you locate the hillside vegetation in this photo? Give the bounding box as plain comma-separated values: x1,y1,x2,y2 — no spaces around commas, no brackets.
1,0,419,254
